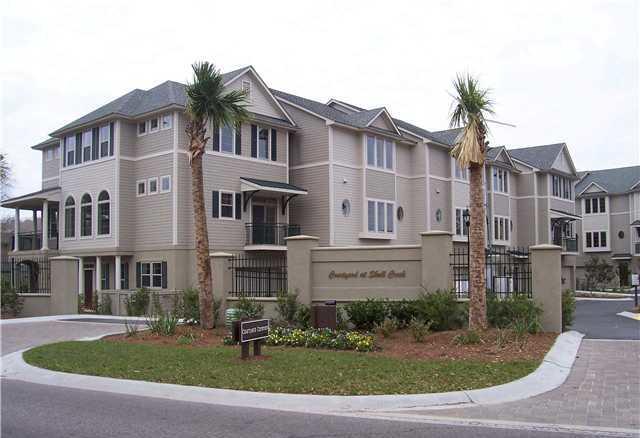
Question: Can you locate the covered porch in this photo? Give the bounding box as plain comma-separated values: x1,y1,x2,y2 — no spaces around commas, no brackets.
550,208,581,253
1,187,61,252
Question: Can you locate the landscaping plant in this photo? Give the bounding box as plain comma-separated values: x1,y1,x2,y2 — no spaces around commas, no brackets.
96,294,112,315
562,289,576,331
584,256,617,290
413,290,465,331
146,311,179,336
487,294,542,334
267,327,375,352
1,280,23,317
375,317,398,338
294,304,311,329
237,295,264,319
386,299,417,328
124,320,139,337
345,298,386,330
175,288,220,327
453,330,482,345
125,288,150,316
276,290,299,324
409,318,432,343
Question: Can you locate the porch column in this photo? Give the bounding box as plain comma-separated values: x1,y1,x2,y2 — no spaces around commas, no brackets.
115,255,122,290
13,209,20,252
78,257,84,297
96,256,102,292
32,210,38,235
42,200,49,251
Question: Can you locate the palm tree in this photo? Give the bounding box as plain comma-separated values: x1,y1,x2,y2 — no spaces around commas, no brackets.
185,62,249,329
449,74,494,330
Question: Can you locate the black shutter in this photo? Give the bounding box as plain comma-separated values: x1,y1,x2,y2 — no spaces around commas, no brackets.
109,122,114,156
212,124,220,151
75,133,82,164
92,127,99,160
212,191,219,218
251,124,257,158
62,137,67,167
235,123,242,155
161,261,168,289
136,262,141,288
235,193,242,220
271,128,277,161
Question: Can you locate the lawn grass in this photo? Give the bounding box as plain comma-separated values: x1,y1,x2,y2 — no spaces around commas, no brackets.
24,341,539,395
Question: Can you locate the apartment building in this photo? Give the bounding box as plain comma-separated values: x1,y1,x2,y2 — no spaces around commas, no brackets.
575,165,640,286
3,65,584,304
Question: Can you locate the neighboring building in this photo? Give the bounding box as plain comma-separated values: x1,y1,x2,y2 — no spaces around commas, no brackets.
575,165,640,287
2,65,585,303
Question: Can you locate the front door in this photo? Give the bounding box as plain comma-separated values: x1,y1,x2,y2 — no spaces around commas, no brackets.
252,202,277,244
619,263,630,287
84,270,94,310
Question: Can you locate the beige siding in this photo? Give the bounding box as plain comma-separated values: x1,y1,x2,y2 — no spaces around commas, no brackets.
430,178,451,232
429,147,451,178
283,104,329,165
118,159,135,251
119,122,137,157
610,194,629,213
538,198,550,244
333,166,362,245
132,121,173,157
290,166,330,245
43,178,59,189
396,143,412,176
550,197,576,214
610,212,629,254
516,198,536,247
366,169,395,200
396,176,421,244
226,71,284,120
333,127,361,165
515,173,535,197
370,113,395,131
493,193,510,216
42,148,60,181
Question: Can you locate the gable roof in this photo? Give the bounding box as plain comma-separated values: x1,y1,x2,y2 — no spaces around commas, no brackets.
51,66,295,135
31,137,60,150
486,146,516,169
575,165,640,196
508,143,566,170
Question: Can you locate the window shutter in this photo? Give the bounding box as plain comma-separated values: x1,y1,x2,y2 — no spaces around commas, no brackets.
161,261,168,289
75,133,82,164
109,122,115,156
235,123,242,155
92,127,99,160
62,137,67,167
136,262,141,288
212,191,219,218
251,125,257,158
271,129,277,161
235,193,242,220
212,124,220,151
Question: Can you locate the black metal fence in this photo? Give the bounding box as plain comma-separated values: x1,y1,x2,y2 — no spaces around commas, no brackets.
1,255,51,295
245,223,301,246
228,254,287,297
450,246,531,299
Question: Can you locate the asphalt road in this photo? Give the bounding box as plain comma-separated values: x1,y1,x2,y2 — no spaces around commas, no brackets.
0,380,603,438
570,299,640,340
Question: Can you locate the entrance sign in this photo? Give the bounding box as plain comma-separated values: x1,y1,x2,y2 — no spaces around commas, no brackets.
631,274,639,287
240,319,270,343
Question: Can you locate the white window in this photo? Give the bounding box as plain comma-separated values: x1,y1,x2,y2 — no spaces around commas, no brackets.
493,216,510,242
161,114,172,130
136,180,147,197
82,130,92,162
242,80,251,100
149,118,159,132
258,128,269,159
140,262,163,289
99,125,110,158
365,135,394,170
46,148,53,161
160,175,171,193
552,175,572,200
220,191,235,218
220,124,235,153
97,191,110,236
493,168,509,193
455,208,470,237
584,196,606,214
54,146,60,159
585,231,607,249
367,199,394,234
148,177,158,194
66,135,76,165
454,162,468,181
138,121,147,136
80,193,92,237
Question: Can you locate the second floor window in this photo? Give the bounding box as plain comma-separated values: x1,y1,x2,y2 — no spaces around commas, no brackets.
584,196,606,214
455,208,469,237
366,135,394,170
80,193,92,237
493,216,510,241
66,135,76,166
82,130,92,162
552,175,572,200
493,168,508,193
221,124,235,153
46,148,53,161
99,125,110,158
97,191,110,236
64,197,75,238
258,128,269,159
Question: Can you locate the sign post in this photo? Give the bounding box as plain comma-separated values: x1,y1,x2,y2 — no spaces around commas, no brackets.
233,319,270,359
631,274,639,307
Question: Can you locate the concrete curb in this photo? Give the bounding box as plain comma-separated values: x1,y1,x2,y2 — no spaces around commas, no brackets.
0,329,585,414
0,314,149,325
617,311,640,321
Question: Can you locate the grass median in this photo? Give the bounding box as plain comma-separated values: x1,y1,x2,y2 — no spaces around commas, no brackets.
24,340,539,395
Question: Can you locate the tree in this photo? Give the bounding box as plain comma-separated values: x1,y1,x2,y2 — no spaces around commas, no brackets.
584,256,616,290
448,74,495,330
185,62,249,329
0,153,12,200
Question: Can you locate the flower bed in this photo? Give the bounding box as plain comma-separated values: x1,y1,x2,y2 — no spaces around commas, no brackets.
266,327,375,352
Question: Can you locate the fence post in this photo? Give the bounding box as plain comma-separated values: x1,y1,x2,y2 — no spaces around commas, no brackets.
210,252,232,319
49,256,79,315
285,235,319,307
420,231,453,292
531,244,562,333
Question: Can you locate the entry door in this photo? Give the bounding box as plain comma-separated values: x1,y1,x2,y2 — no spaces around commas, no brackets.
84,270,94,309
252,203,277,244
619,263,630,287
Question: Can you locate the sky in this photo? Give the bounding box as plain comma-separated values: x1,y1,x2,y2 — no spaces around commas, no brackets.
1,0,638,202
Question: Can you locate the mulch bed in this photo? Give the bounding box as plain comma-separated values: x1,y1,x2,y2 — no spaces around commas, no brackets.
104,325,556,363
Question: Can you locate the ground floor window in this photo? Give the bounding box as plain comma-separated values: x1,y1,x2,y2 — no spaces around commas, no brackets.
455,208,469,237
367,199,394,233
585,231,607,248
121,262,129,289
101,263,110,290
137,261,167,289
493,216,510,242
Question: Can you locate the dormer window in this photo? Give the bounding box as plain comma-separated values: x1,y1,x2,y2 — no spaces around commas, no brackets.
242,80,251,100
138,121,147,135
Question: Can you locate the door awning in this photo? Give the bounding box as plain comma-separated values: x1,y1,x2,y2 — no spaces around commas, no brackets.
240,178,307,214
550,208,582,221
1,186,61,209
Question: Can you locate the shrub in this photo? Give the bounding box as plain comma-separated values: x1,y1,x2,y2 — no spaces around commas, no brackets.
175,288,221,327
125,288,150,316
124,320,139,337
386,300,417,328
336,307,349,331
453,330,482,345
409,318,432,343
345,298,387,330
413,290,465,331
146,311,179,336
487,294,542,334
177,332,196,345
237,295,264,319
584,256,617,290
375,317,398,338
266,327,375,352
294,304,311,329
96,294,112,315
1,281,23,317
562,289,576,331
276,290,299,324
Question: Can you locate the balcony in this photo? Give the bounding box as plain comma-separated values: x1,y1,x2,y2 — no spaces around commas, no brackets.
553,234,578,253
10,232,58,251
245,223,301,249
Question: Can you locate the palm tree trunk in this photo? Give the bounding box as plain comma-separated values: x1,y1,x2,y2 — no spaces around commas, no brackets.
468,161,488,330
190,151,214,329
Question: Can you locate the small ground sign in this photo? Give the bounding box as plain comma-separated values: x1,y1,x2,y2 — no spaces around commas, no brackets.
240,319,270,343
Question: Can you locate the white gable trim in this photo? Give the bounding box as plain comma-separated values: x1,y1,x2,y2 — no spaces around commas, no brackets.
629,179,640,191
510,156,539,171
366,108,401,136
275,96,331,122
492,147,517,168
326,99,362,113
397,126,450,149
224,66,296,126
551,144,577,175
577,181,608,197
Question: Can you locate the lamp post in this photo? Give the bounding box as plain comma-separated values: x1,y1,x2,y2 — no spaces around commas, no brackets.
463,209,470,297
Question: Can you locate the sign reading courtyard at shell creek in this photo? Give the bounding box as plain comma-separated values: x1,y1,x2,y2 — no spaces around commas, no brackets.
240,319,270,343
329,270,407,280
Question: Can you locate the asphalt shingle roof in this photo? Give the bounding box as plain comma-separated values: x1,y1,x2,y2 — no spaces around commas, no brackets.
508,143,565,170
241,177,307,193
576,165,640,195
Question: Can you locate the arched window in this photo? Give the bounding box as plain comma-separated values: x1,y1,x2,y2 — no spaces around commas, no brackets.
64,196,75,238
80,193,92,237
97,191,110,236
